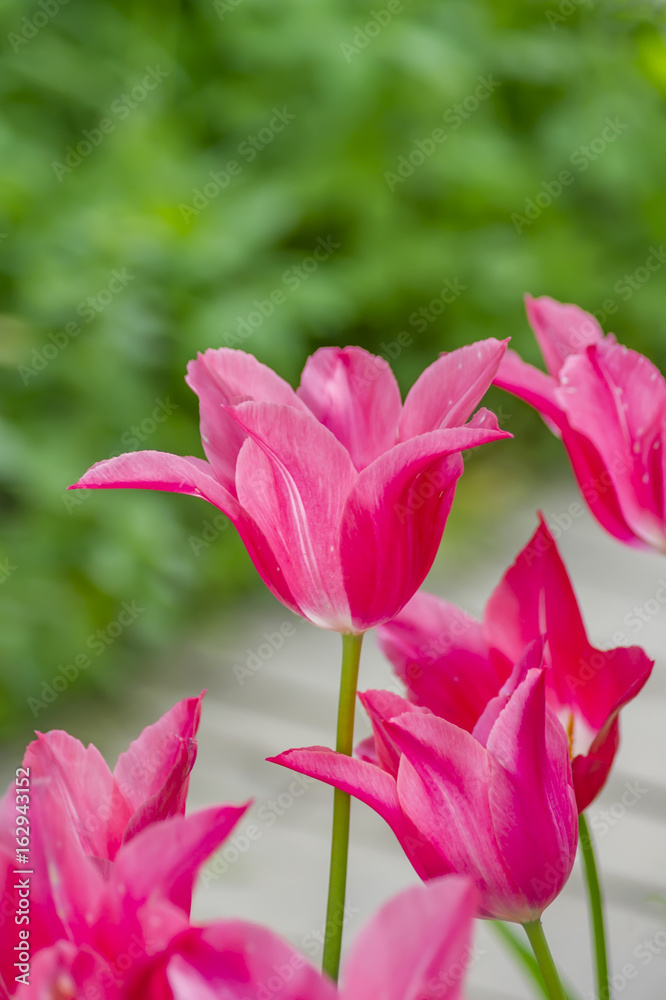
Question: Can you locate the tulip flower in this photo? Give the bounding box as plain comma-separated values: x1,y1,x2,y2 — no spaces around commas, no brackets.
0,698,249,992
378,516,654,811
21,694,203,861
494,294,666,552
270,643,579,925
12,876,478,1000
69,342,510,633
68,342,510,983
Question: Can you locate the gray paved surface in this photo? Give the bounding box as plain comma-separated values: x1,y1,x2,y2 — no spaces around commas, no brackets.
2,486,665,997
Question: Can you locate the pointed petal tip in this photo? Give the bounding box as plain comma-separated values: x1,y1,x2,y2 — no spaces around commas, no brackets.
266,746,330,766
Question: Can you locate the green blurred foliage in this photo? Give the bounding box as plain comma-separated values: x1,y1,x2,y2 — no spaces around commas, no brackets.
0,0,665,734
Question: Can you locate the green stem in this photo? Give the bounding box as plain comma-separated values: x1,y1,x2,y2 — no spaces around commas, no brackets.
321,632,364,983
493,921,583,1000
579,812,610,1000
492,921,549,999
523,920,568,1000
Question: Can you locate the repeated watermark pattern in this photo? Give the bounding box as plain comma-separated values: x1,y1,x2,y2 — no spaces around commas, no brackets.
8,0,70,54
585,927,666,999
201,774,314,887
385,79,500,191
232,623,298,685
52,67,170,181
511,117,630,232
220,236,340,348
62,397,179,513
179,107,296,222
27,601,145,716
18,269,134,384
340,1,412,63
589,781,648,838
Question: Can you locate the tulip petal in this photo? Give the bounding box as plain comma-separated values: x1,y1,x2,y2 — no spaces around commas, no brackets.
378,591,505,731
268,747,404,835
496,350,641,543
69,450,302,618
341,876,477,1000
70,450,240,512
557,344,666,548
561,426,640,545
570,644,654,734
167,958,221,1000
230,402,357,630
571,718,620,813
399,339,509,440
484,517,590,692
358,690,424,777
185,349,306,488
340,424,510,630
1,779,101,985
494,349,567,434
114,695,204,842
28,777,105,948
166,922,336,1000
23,731,130,861
297,346,402,470
472,639,543,749
525,294,606,377
13,943,117,1000
112,803,250,914
484,669,577,915
386,713,524,920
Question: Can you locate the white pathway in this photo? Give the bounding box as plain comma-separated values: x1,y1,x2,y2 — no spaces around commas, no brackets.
3,486,666,998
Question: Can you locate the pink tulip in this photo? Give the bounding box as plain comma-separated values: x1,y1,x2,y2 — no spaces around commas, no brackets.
270,646,578,923
69,343,510,632
22,694,203,861
0,698,249,993
0,775,248,995
378,517,653,810
495,294,666,551
13,876,478,1000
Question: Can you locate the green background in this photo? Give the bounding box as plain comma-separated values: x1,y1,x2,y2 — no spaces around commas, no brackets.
1,0,665,736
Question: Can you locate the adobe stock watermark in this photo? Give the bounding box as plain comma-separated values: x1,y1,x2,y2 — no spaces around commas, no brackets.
188,513,231,555
393,466,453,524
27,600,145,717
527,454,633,560
585,927,666,1000
51,66,170,181
232,901,359,998
179,107,296,222
232,622,297,685
220,235,340,348
617,578,666,640
589,781,648,838
340,0,412,63
563,576,666,696
385,77,500,191
588,245,666,328
511,116,630,232
423,942,486,998
201,774,314,887
8,0,70,55
300,901,359,960
546,0,591,30
0,558,17,584
62,397,179,513
18,269,134,384
213,0,243,19
350,278,467,392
